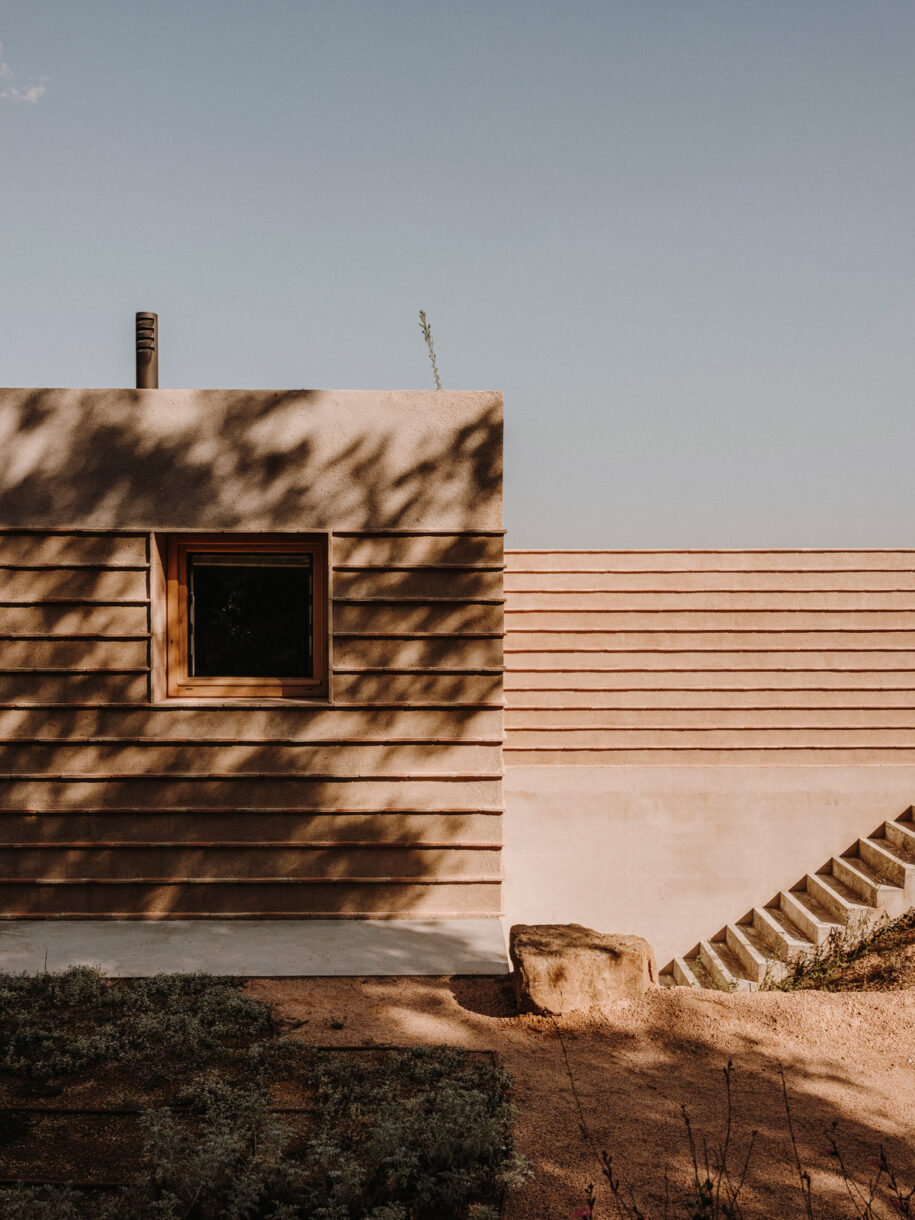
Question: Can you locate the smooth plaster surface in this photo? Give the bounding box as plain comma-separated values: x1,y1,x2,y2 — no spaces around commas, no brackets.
0,388,503,530
0,918,510,977
502,764,915,965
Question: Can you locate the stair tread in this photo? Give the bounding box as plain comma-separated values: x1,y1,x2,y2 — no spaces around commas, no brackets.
786,888,844,927
812,872,870,908
735,920,774,959
683,956,716,989
706,938,751,982
670,955,701,987
763,905,816,946
868,835,915,867
883,825,915,861
837,853,892,887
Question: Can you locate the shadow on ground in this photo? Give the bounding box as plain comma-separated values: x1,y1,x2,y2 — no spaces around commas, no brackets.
248,975,915,1220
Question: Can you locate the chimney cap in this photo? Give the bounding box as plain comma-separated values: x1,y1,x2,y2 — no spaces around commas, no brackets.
135,311,158,389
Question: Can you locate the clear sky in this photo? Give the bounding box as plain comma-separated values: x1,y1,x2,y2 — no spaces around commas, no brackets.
2,2,914,547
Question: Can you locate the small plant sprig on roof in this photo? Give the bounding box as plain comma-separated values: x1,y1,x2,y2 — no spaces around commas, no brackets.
418,308,442,389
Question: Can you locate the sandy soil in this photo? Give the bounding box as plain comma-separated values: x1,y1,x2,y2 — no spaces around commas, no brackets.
247,975,915,1220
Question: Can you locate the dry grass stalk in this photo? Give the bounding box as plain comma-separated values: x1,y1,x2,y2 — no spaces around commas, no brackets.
418,309,442,389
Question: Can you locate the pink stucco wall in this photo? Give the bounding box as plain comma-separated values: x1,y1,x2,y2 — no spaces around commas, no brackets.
501,550,915,962
0,388,504,920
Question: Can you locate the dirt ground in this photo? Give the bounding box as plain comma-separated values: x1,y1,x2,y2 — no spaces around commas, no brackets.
248,976,915,1220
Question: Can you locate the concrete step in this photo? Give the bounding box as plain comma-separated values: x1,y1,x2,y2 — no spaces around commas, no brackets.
751,904,814,961
679,952,716,990
858,836,915,899
698,938,755,991
830,854,907,917
884,817,915,860
662,804,915,988
778,889,843,945
734,917,779,962
737,918,790,984
670,956,701,987
805,871,871,925
724,922,770,984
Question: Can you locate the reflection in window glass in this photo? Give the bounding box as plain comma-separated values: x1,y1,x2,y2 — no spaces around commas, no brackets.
188,552,313,678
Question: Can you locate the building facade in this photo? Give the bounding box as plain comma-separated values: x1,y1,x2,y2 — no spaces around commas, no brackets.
0,387,504,921
2,384,913,969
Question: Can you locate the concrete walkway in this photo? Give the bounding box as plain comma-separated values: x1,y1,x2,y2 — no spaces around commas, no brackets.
0,918,510,977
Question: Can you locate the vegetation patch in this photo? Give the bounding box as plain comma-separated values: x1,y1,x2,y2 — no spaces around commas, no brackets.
763,908,915,993
0,967,528,1219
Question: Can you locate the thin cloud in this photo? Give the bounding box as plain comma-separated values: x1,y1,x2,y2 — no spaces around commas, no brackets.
2,78,48,103
0,41,48,103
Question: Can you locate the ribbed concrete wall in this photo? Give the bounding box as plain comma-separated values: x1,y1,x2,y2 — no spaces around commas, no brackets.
0,388,503,920
502,550,915,961
505,549,915,763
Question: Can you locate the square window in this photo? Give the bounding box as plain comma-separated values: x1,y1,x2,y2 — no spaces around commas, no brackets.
164,534,328,698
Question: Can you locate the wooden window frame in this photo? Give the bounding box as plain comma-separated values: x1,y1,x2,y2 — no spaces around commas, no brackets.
165,533,328,699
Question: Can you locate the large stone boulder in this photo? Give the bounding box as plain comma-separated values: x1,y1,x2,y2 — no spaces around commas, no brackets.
509,923,658,1014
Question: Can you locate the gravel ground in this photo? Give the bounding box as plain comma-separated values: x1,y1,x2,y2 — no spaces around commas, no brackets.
247,975,915,1220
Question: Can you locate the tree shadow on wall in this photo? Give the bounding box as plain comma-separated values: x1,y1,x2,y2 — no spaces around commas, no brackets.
0,387,505,925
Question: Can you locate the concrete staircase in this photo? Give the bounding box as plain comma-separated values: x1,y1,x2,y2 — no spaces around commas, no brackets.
660,807,915,990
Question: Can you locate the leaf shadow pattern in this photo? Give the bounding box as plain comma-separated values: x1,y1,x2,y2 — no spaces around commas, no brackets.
534,994,915,1220
0,386,505,926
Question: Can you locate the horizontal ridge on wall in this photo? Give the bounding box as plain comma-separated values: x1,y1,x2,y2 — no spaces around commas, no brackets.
0,806,503,817
0,736,502,746
0,564,147,571
1,876,500,886
0,668,149,674
334,565,504,572
332,529,506,536
503,747,915,764
0,701,505,710
0,771,503,781
504,548,915,764
1,840,502,849
0,526,505,919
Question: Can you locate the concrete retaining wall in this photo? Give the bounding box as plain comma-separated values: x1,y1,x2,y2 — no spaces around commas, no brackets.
502,550,915,962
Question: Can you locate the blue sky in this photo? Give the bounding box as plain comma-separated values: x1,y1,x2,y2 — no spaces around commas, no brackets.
2,2,915,546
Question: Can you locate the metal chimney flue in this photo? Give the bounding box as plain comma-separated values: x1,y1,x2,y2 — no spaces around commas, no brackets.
135,312,158,389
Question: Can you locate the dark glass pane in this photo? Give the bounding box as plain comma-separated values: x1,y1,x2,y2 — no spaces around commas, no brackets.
188,552,313,678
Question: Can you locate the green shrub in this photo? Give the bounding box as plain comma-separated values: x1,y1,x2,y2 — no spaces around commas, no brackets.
0,967,272,1082
0,969,528,1219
